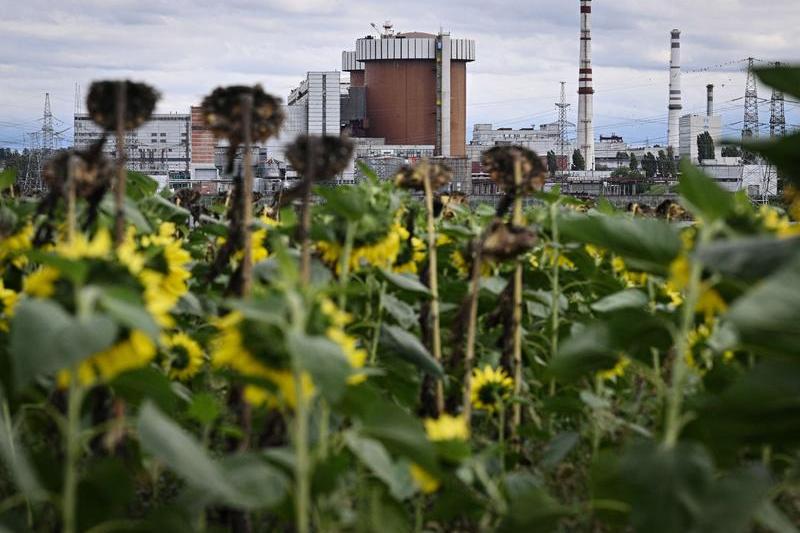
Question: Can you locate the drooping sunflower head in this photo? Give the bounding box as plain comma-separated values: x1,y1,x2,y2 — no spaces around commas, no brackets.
394,159,452,191
286,135,354,181
201,85,284,145
481,145,546,195
482,220,537,263
471,365,513,412
87,80,160,131
44,139,114,198
163,332,205,381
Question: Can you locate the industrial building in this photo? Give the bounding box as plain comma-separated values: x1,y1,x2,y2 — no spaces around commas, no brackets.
341,24,475,157
74,113,191,185
679,84,722,163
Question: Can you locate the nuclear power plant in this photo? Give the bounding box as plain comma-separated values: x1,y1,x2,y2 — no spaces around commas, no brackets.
577,0,595,170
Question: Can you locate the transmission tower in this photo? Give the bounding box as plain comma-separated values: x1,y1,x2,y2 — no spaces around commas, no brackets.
555,81,570,171
742,58,759,141
42,93,54,154
769,62,786,138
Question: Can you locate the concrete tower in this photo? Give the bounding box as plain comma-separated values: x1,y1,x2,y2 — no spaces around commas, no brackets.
667,29,683,151
706,84,714,117
577,0,595,170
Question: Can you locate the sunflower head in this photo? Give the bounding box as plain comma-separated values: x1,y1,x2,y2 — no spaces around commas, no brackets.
482,220,537,262
44,139,114,198
394,159,452,191
471,365,513,412
481,146,546,195
164,332,205,381
424,414,470,442
87,80,160,131
201,85,285,145
286,135,354,180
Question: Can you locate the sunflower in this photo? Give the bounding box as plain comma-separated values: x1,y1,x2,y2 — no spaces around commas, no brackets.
0,223,33,270
0,281,18,332
163,332,204,381
58,330,157,388
596,356,631,381
470,365,513,412
409,463,440,494
393,235,426,275
317,218,408,273
53,227,112,259
138,223,192,327
23,266,60,298
424,414,470,442
319,297,367,384
210,311,314,409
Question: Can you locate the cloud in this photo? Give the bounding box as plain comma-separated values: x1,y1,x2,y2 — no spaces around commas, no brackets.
0,0,797,148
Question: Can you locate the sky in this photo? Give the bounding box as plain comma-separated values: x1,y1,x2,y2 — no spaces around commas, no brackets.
1,0,799,150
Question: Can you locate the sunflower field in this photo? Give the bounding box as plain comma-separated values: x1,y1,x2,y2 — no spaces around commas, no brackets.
1,66,800,533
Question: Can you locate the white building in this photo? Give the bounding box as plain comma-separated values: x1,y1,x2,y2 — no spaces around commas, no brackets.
595,134,630,169
74,113,191,179
467,123,572,166
679,114,722,163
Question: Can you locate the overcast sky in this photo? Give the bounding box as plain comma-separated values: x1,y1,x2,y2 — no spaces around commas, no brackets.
1,0,798,149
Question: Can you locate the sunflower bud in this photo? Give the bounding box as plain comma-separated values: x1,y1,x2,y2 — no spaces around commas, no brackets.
87,81,160,131
286,135,354,180
201,85,284,144
482,220,537,262
481,146,546,195
394,160,452,191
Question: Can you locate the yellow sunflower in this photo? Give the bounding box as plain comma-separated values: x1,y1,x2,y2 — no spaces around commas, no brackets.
0,223,33,269
0,281,18,332
424,414,470,442
596,356,631,381
23,266,60,298
163,332,205,381
470,365,513,412
409,463,440,494
58,330,157,388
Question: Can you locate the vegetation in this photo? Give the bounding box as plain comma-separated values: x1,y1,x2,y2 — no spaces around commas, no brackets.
571,149,586,171
697,131,716,161
0,66,799,533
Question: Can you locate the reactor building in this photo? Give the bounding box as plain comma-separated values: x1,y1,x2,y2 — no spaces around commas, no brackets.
341,24,475,157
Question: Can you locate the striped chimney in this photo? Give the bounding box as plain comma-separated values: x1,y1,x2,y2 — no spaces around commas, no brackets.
667,29,683,151
577,0,595,170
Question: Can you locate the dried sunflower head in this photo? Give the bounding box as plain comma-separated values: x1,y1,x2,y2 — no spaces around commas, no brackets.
482,219,537,262
87,81,160,131
394,159,452,191
656,199,686,221
286,135,354,180
481,146,546,195
174,188,201,207
435,191,468,219
44,139,114,199
201,85,284,144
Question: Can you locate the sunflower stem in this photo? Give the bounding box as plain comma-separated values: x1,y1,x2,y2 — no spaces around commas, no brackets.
62,373,84,533
663,225,709,449
113,81,127,248
463,240,483,426
369,281,386,365
422,172,444,415
239,93,254,297
337,220,356,310
510,159,524,437
288,293,311,533
300,180,313,285
549,200,561,362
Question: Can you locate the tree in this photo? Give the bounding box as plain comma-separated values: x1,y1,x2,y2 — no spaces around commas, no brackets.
696,131,715,161
642,152,658,179
572,149,585,171
721,145,742,158
629,152,638,171
546,151,558,176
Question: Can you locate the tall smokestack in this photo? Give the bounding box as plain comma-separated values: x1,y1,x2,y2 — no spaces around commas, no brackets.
577,0,595,170
667,29,682,151
706,84,714,117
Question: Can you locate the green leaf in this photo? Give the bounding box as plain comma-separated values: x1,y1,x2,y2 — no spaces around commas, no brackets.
287,331,350,403
98,286,159,339
316,186,368,221
551,309,672,382
726,257,800,356
678,161,736,222
380,324,443,378
57,314,119,368
218,453,288,509
344,432,414,501
755,65,800,100
187,393,222,426
382,294,418,329
112,368,177,415
742,133,800,188
499,473,570,533
755,501,800,533
695,236,800,282
379,269,431,296
541,432,580,471
0,398,46,501
139,194,191,221
0,167,17,191
590,289,648,313
10,299,73,387
558,212,681,273
126,171,158,200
